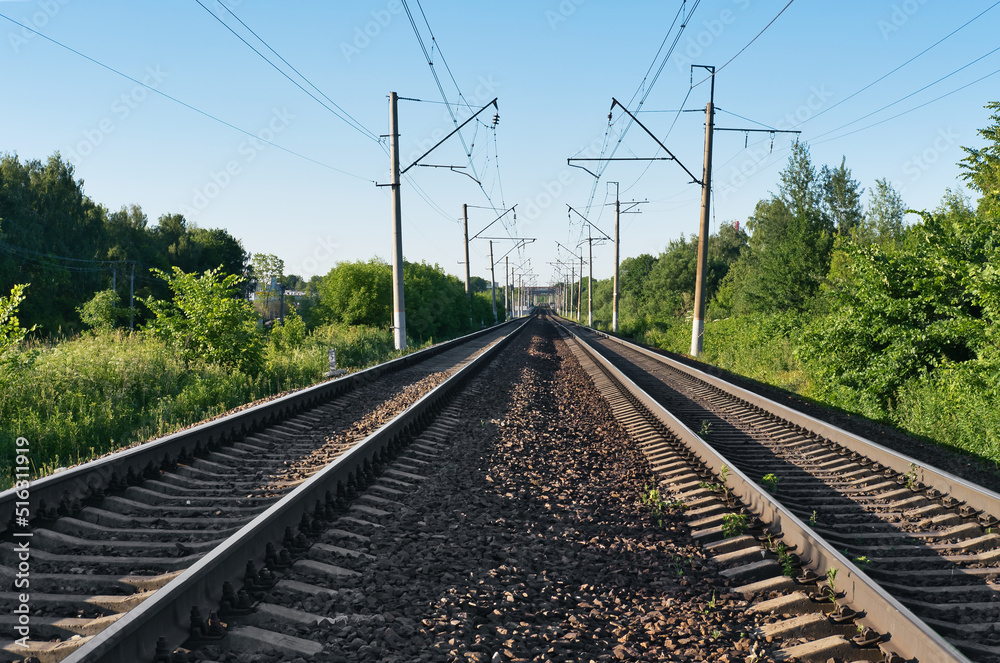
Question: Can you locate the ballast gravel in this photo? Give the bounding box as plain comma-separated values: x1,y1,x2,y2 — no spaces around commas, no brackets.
198,322,776,663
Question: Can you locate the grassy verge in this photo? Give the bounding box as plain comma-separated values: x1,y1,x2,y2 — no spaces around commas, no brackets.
621,312,812,394
621,312,1000,465
0,323,429,490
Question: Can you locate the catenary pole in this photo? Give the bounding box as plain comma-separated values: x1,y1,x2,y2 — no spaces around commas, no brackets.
489,240,497,324
587,236,593,326
613,186,620,332
463,203,471,326
389,91,406,350
691,69,714,357
504,256,509,320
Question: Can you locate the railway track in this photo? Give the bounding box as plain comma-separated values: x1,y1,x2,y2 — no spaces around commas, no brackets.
9,313,1000,662
555,316,1000,663
0,321,523,663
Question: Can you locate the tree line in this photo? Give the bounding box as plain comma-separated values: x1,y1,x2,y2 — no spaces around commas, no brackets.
0,153,248,333
0,148,508,384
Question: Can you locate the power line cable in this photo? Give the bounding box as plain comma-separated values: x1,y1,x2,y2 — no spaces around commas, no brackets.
205,0,380,142
0,13,372,182
813,64,1000,147
692,0,796,87
810,43,1000,142
398,0,506,218
800,0,1000,127
583,1,700,216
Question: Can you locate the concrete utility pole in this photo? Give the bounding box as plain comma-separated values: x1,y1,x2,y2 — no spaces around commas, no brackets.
690,68,715,358
463,204,472,326
504,256,509,320
612,186,621,332
577,251,583,320
489,240,498,324
388,91,406,350
569,263,574,318
585,237,593,326
385,94,499,348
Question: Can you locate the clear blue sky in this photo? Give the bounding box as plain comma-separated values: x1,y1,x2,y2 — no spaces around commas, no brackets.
2,0,998,287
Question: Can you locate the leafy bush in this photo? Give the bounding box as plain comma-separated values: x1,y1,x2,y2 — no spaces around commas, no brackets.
143,266,265,374
1,283,34,358
78,289,123,331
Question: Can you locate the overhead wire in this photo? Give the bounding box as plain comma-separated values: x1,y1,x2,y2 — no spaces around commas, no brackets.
414,0,473,115
705,7,1000,200
0,13,372,182
399,1,479,177
582,0,699,216
799,0,1000,128
621,0,795,212
399,0,508,229
704,0,794,84
810,43,1000,142
813,64,1000,147
201,0,380,142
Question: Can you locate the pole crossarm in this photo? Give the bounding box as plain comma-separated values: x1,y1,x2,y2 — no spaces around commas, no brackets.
469,204,517,241
554,240,583,261
566,157,672,179
401,98,498,175
567,205,612,241
492,238,536,266
413,164,482,184
715,127,801,134
610,97,702,185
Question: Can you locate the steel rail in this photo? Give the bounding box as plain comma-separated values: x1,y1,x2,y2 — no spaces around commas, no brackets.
585,324,1000,527
62,316,530,663
0,320,518,537
555,319,970,663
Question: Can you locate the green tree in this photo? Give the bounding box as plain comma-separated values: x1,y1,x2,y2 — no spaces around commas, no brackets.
316,259,392,327
0,153,107,332
725,142,835,314
799,190,995,414
642,236,698,318
403,261,470,341
960,101,1000,218
143,266,264,374
78,289,121,331
251,253,285,321
821,157,864,236
862,178,907,244
0,283,35,358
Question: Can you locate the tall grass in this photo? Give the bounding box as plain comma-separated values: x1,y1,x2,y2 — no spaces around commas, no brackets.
623,311,1000,465
0,323,422,489
621,313,811,394
893,363,1000,462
